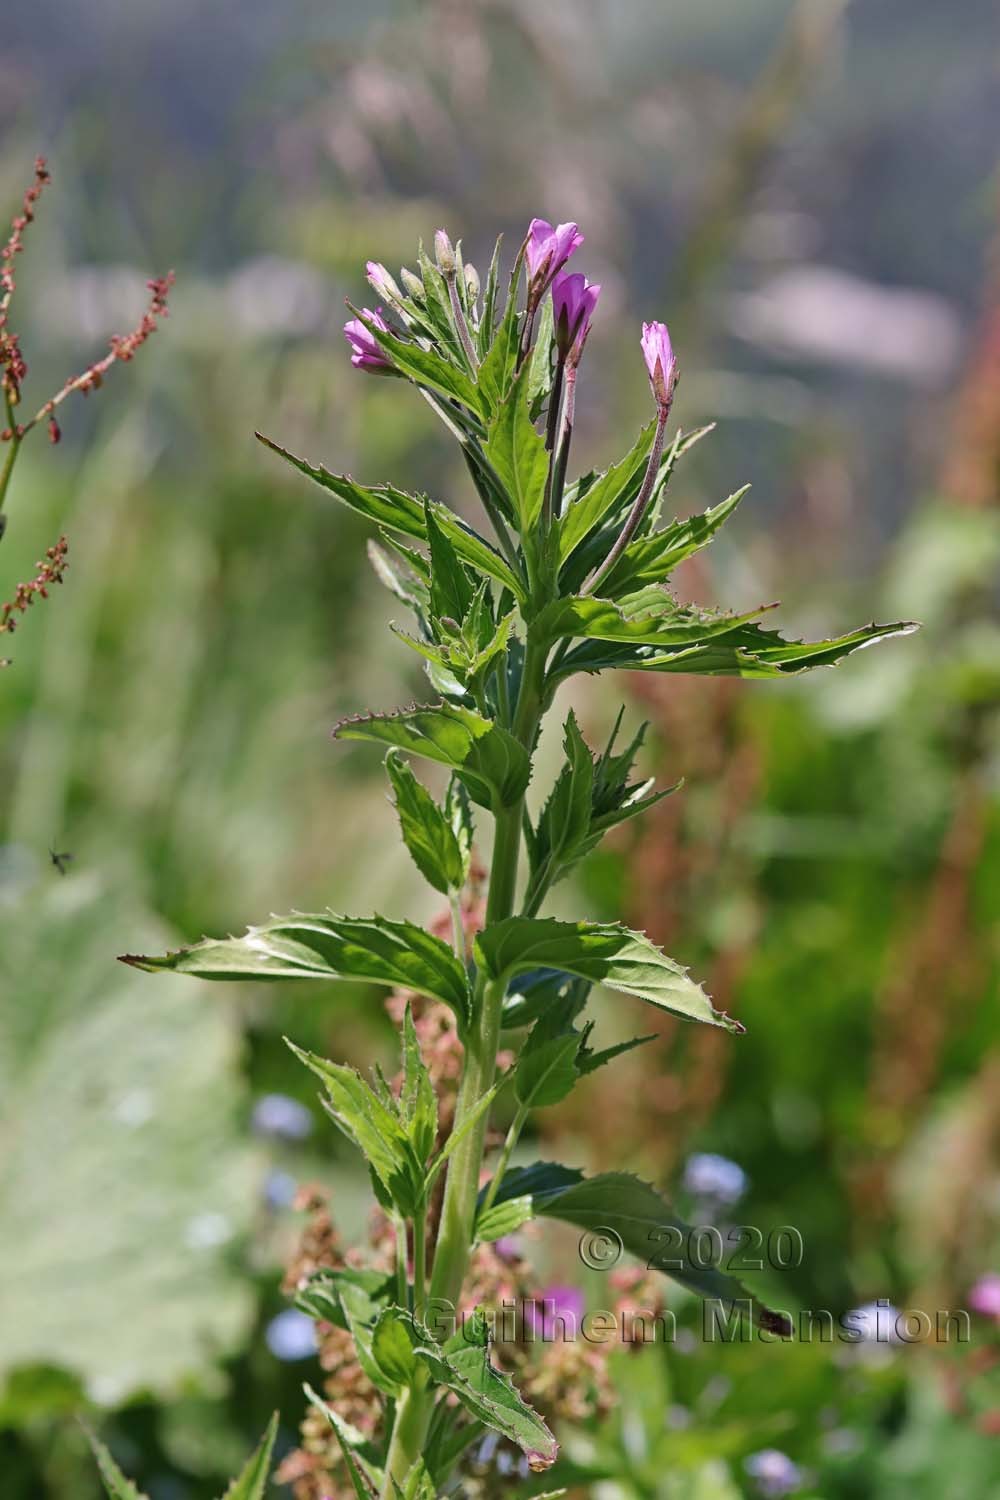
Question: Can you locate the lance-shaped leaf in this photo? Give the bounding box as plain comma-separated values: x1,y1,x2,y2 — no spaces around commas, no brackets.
122,912,471,1025
476,917,740,1031
257,433,525,601
385,749,467,895
220,1413,279,1500
558,422,714,571
371,1306,421,1394
305,1386,382,1499
415,1309,557,1470
297,1268,397,1392
513,1025,583,1110
400,1003,439,1163
551,618,918,684
476,1164,790,1333
483,367,549,533
536,593,773,650
601,486,750,595
335,702,530,809
557,420,655,563
88,1433,149,1500
426,502,476,623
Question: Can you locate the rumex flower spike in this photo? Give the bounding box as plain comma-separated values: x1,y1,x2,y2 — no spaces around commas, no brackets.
343,307,393,372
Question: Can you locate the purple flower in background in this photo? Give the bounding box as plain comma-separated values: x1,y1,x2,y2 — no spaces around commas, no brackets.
526,1284,585,1341
251,1092,313,1141
968,1274,1000,1321
744,1449,803,1497
641,319,678,406
524,218,583,295
552,270,601,362
265,1308,318,1362
343,306,392,371
682,1152,748,1205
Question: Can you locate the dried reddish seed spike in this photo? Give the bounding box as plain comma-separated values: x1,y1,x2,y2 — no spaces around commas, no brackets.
0,534,69,637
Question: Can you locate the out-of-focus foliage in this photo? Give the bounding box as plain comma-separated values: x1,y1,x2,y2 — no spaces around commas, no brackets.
1,0,999,1495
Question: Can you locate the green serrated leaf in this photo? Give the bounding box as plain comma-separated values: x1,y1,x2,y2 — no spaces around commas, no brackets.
218,1414,279,1500
335,702,530,810
551,619,918,684
123,913,471,1026
414,1308,557,1469
601,486,750,595
305,1385,382,1498
514,1028,581,1110
483,367,549,533
87,1432,150,1500
557,419,656,563
288,1040,428,1215
371,1306,420,1393
476,918,740,1031
536,593,772,650
257,433,524,602
400,1003,438,1162
385,749,467,895
426,503,476,623
477,1164,788,1330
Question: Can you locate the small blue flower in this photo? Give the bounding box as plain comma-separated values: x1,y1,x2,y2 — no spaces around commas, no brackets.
745,1448,802,1497
251,1093,313,1141
263,1169,298,1210
265,1309,318,1362
682,1152,748,1205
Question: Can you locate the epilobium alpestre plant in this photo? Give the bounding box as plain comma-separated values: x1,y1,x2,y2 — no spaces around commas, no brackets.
123,218,914,1495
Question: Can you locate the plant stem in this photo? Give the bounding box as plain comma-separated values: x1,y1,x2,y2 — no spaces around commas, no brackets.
0,392,21,524
582,399,670,596
479,1100,529,1217
413,1207,427,1319
396,1218,409,1309
380,635,547,1491
449,889,466,962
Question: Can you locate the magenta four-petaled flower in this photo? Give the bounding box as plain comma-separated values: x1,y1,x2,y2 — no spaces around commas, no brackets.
524,217,584,297
343,306,392,372
552,269,601,363
641,319,678,408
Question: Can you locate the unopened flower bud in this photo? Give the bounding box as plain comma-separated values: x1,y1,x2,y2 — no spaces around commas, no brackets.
464,262,480,302
552,270,600,363
343,307,393,373
640,320,678,409
400,267,425,301
434,228,457,276
366,260,402,303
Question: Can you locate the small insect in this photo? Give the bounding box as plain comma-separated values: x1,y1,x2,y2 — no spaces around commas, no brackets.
49,847,74,876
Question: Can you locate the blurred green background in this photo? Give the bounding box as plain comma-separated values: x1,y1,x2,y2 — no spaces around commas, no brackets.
1,1,998,1496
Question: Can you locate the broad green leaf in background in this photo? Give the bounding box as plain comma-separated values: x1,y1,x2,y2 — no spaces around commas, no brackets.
335,702,531,808
475,917,741,1031
0,878,257,1403
123,911,471,1024
385,748,467,895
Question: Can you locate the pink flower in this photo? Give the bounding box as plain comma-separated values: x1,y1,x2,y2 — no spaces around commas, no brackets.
525,1284,585,1341
641,320,678,406
343,307,392,372
524,218,583,294
552,270,601,362
968,1273,1000,1321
